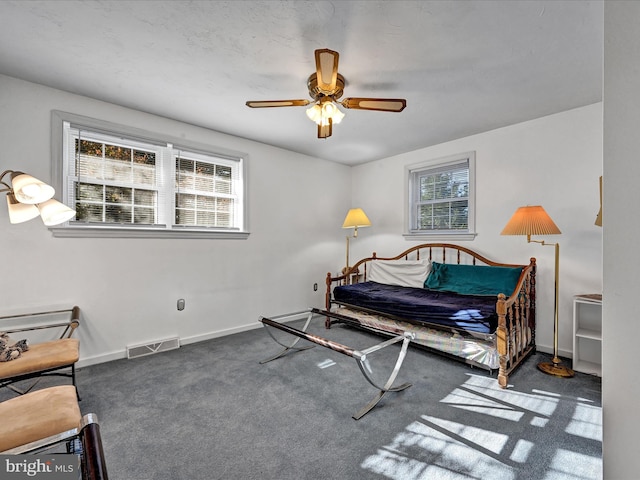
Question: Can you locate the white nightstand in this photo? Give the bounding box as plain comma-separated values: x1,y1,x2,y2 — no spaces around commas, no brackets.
572,294,602,376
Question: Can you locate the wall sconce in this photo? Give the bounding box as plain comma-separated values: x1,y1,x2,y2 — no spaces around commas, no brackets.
342,208,371,275
0,170,75,226
501,205,574,378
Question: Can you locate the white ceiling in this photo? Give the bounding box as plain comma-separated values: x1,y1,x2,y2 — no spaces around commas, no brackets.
0,1,603,166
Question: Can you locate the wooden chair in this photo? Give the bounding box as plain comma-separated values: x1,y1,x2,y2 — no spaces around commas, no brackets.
0,306,81,398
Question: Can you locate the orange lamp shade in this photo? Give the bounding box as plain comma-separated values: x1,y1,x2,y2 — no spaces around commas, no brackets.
501,205,561,237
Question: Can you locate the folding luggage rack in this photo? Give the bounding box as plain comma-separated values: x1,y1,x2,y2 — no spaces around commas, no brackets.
259,308,414,420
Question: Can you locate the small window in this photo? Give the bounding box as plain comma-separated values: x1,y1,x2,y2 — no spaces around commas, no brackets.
174,151,238,228
404,152,476,241
72,133,162,225
51,111,248,239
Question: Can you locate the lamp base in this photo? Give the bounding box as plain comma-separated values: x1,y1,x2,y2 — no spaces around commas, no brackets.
537,360,575,378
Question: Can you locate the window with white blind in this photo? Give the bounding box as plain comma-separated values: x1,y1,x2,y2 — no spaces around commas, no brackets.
404,152,476,241
51,111,248,239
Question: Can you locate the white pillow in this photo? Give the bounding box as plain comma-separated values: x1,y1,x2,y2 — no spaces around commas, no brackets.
367,259,431,288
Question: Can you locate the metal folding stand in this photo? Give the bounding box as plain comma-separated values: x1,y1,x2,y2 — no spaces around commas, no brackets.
259,309,414,420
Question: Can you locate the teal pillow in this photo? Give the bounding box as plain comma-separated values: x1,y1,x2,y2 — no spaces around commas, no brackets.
424,262,523,296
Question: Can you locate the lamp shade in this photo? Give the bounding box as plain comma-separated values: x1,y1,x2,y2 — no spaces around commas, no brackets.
37,198,76,226
6,193,39,224
501,205,561,236
342,208,371,229
11,172,55,204
306,104,321,123
322,101,344,124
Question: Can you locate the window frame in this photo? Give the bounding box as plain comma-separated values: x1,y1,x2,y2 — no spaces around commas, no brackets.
403,151,476,241
50,111,249,239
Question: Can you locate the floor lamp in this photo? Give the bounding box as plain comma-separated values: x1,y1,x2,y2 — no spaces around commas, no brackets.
342,208,371,275
501,205,574,378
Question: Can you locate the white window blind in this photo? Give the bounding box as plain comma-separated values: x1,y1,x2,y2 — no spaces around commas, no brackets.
52,111,248,239
174,150,241,228
69,128,164,226
405,152,476,240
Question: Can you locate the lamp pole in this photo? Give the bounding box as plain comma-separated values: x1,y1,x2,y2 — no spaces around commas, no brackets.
532,240,574,377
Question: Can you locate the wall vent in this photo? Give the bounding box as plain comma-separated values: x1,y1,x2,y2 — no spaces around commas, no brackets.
127,337,180,359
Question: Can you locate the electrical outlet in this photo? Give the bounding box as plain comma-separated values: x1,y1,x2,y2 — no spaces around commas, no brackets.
313,283,318,291
177,299,185,311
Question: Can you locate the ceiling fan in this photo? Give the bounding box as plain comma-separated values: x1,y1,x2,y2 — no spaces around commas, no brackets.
246,48,407,139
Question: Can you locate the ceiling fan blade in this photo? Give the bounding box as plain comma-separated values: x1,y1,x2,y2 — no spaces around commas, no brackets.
315,49,339,95
317,120,332,139
341,98,407,112
246,100,310,108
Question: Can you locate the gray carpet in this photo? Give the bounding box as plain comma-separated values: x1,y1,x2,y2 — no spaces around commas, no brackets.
3,318,602,480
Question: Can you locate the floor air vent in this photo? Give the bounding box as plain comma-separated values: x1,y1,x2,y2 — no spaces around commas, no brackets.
127,337,180,359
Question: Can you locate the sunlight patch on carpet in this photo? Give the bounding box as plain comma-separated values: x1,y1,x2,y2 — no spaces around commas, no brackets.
317,359,336,369
565,402,602,441
544,449,602,480
360,373,602,480
459,374,560,417
360,420,515,480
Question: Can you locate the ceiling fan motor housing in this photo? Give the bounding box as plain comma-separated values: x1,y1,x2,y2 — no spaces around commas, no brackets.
307,73,345,100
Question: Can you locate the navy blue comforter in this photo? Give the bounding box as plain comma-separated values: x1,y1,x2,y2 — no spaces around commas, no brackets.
333,281,499,334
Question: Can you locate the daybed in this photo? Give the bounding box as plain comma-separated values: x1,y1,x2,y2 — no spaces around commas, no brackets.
324,243,536,388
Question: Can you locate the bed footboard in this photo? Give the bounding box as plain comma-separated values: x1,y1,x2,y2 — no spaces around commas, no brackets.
496,258,537,387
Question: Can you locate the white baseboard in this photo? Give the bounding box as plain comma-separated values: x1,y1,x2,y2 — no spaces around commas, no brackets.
179,322,262,346
76,321,262,368
77,350,126,368
535,344,573,359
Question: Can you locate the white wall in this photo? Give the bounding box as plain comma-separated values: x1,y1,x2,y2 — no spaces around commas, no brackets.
0,74,351,366
0,49,615,470
350,104,603,357
0,75,604,366
603,2,640,477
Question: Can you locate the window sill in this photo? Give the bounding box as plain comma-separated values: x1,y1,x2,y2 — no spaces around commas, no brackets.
403,232,477,242
49,226,250,240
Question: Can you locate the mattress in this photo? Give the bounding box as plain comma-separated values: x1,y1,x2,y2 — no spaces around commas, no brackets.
332,281,499,334
333,307,499,370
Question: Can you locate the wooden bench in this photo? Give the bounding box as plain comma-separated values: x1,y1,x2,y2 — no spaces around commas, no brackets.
0,307,81,398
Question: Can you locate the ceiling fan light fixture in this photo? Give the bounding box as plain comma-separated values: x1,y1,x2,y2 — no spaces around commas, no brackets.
306,103,322,123
322,101,344,124
306,99,345,126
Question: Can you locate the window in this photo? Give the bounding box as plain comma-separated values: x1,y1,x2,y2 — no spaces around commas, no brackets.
174,152,236,228
51,111,248,239
404,152,476,241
